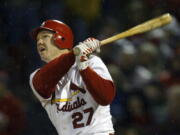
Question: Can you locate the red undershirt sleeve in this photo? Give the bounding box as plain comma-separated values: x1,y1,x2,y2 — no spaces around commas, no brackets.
32,51,75,98
80,67,116,106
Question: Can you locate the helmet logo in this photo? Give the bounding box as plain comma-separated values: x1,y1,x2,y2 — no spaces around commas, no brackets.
54,35,62,40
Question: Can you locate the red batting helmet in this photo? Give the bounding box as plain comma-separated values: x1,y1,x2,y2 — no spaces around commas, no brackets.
31,20,74,49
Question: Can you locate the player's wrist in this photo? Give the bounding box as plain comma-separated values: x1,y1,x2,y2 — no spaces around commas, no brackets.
77,60,89,70
76,54,89,70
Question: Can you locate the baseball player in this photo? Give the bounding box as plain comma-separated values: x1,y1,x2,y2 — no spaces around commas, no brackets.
29,20,115,135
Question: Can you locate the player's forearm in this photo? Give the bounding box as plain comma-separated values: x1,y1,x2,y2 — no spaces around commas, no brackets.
33,51,75,98
80,67,115,105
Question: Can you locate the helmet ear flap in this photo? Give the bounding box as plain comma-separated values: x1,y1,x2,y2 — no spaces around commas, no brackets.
53,33,65,48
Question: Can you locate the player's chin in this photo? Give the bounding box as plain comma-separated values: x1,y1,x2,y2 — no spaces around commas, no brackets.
40,55,49,62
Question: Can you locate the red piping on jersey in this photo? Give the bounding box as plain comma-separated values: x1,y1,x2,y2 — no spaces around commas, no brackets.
80,67,116,106
32,51,75,98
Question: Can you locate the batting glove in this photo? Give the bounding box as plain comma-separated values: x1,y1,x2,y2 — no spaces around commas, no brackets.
74,38,100,70
83,37,101,53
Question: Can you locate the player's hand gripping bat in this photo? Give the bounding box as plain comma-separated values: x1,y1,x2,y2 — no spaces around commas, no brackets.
73,13,172,56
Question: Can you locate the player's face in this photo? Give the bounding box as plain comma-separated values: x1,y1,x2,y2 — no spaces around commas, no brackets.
36,30,67,62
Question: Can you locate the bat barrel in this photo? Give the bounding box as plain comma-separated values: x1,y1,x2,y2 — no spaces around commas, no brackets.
73,13,172,56
100,13,172,45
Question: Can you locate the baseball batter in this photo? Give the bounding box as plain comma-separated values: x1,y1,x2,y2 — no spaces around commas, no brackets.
29,20,116,135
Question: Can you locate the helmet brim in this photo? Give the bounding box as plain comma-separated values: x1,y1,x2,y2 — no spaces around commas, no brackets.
31,26,55,40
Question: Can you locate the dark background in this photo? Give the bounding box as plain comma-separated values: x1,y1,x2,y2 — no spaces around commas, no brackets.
0,0,180,135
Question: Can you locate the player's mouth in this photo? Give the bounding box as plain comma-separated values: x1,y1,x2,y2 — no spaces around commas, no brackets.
38,46,46,53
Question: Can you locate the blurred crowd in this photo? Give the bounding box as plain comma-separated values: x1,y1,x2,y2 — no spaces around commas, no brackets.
0,0,180,135
101,17,180,135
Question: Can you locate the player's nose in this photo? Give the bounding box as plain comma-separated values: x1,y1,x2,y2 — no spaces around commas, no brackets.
37,38,44,45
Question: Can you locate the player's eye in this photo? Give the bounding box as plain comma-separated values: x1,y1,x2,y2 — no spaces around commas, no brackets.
42,34,50,39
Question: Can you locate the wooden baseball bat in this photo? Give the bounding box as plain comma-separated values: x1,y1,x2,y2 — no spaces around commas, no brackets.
73,13,172,55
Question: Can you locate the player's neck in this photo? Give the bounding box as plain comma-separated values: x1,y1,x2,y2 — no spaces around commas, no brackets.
46,49,70,63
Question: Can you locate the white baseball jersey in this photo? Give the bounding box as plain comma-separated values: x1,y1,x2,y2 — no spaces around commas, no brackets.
29,55,114,135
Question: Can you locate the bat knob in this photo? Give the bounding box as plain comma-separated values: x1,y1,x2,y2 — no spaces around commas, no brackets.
73,47,81,56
